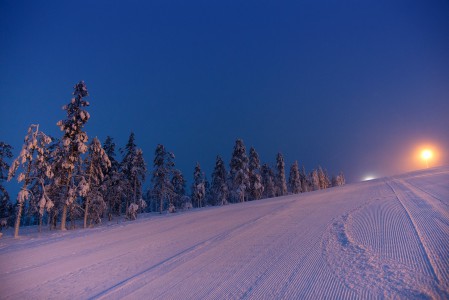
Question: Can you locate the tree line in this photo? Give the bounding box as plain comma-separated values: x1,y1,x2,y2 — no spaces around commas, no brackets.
0,81,345,238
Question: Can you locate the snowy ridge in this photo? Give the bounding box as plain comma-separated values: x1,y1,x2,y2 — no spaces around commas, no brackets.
0,167,448,299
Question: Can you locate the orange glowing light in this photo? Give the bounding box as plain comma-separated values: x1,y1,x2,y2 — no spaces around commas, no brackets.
421,149,432,160
407,143,442,171
421,149,433,168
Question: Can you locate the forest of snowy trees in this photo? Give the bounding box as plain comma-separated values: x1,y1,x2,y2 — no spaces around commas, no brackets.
0,81,345,238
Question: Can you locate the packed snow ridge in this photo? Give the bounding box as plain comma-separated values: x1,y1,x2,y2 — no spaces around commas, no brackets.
1,167,448,299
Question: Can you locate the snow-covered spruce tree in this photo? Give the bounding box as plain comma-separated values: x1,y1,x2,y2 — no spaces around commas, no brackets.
248,147,264,200
318,166,330,190
26,137,60,232
204,176,213,206
331,175,338,187
310,169,320,191
102,136,125,220
121,133,147,218
133,149,147,212
82,137,111,228
45,139,69,230
0,142,14,227
120,133,137,214
8,125,53,237
336,171,345,186
151,144,175,213
300,165,310,193
288,161,301,194
276,153,287,196
171,169,186,210
261,163,276,198
211,156,229,206
56,81,90,231
229,139,249,203
191,162,206,208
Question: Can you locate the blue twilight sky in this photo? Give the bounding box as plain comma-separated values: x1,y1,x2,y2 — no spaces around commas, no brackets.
1,0,449,190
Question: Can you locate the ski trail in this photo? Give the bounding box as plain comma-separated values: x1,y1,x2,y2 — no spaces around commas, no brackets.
323,213,442,299
400,178,449,219
91,198,298,300
151,207,299,300
388,178,449,293
2,167,448,299
322,179,449,299
405,179,449,209
386,180,440,284
120,184,370,300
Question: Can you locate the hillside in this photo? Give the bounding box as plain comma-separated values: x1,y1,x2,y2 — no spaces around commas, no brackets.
0,167,448,299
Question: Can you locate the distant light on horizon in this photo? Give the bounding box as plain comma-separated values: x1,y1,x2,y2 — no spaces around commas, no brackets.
411,144,441,170
363,175,376,181
421,149,433,168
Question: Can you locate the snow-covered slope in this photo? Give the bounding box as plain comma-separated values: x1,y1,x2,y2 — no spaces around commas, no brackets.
1,167,448,299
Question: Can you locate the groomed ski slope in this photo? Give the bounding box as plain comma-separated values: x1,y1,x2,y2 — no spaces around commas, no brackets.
0,167,448,299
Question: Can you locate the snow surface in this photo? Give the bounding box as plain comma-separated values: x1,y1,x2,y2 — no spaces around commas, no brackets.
1,167,448,299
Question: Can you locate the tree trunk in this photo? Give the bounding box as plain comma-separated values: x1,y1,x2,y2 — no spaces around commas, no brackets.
160,191,163,214
70,205,75,229
84,166,93,228
108,199,112,221
133,178,137,204
38,214,42,233
60,169,72,231
14,162,32,238
60,204,68,230
125,195,129,218
13,202,23,238
83,198,89,229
